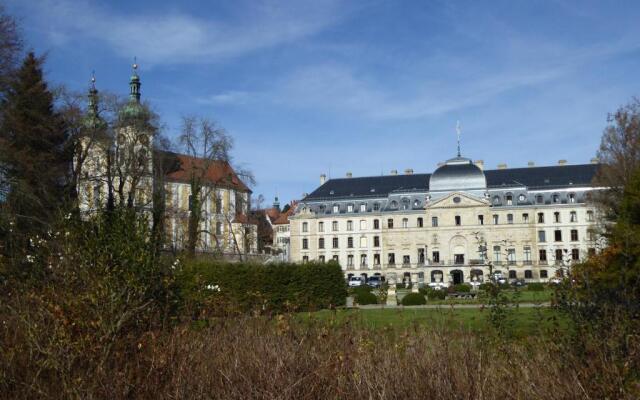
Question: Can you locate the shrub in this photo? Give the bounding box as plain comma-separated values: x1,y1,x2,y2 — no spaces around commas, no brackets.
528,282,545,292
449,284,471,293
426,289,446,300
479,283,494,291
401,292,427,306
355,290,378,305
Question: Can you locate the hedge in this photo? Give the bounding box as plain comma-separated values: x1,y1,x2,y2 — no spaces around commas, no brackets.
355,291,378,305
527,282,546,292
401,293,427,306
178,260,347,314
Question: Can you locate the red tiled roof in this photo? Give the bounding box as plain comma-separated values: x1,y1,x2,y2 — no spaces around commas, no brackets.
165,153,251,193
233,213,256,225
264,207,280,222
273,201,298,225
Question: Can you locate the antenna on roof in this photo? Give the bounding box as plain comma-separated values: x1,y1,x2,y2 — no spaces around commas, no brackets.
456,120,462,157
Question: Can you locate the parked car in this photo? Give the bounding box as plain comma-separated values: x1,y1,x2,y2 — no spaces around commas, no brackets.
427,282,448,290
348,276,363,287
549,277,563,284
366,276,382,288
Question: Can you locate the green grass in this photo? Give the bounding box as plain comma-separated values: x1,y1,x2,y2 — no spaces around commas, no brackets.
299,306,567,337
413,289,553,305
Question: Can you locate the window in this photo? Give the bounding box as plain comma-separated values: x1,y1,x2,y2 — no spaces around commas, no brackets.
524,246,532,263
518,194,526,202
478,215,484,225
432,251,440,263
507,214,514,224
360,203,366,212
570,211,577,222
388,253,395,265
525,270,533,279
360,220,366,230
552,194,560,203
587,229,596,241
216,198,222,213
216,222,222,235
493,196,500,205
318,238,325,249
302,256,309,263
540,270,548,278
347,255,354,267
347,237,354,248
493,246,501,262
571,229,578,241
390,200,398,209
373,219,380,229
319,255,325,263
360,254,367,267
403,255,410,265
493,214,499,225
509,270,517,279
571,249,580,261
373,203,380,211
418,248,425,264
453,196,461,203
507,248,516,264
536,195,543,204
332,255,339,262
332,204,339,213
302,222,308,232
318,222,324,232
373,254,381,265
569,193,576,203
555,249,564,263
587,210,594,222
332,237,339,248
302,238,308,249
539,249,547,262
455,215,461,226
554,212,561,223
373,236,380,247
417,217,423,227
554,230,562,242
522,213,529,223
188,195,194,211
538,230,546,242
332,221,338,231
359,237,367,248
347,220,353,231
347,204,354,213
402,218,408,228
387,218,394,229
402,198,410,210
432,217,438,227
454,254,465,264
538,213,545,223
506,195,513,206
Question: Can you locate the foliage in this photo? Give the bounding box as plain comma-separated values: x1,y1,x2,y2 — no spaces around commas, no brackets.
178,260,347,314
448,283,471,293
401,292,426,306
527,282,545,292
426,288,447,300
355,290,378,305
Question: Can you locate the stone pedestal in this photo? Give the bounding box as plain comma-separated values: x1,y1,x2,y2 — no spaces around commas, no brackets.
386,276,397,306
411,273,420,293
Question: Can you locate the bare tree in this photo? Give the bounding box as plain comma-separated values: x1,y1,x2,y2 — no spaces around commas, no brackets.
0,5,22,100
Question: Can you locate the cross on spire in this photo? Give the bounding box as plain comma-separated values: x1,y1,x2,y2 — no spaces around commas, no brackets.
456,120,462,157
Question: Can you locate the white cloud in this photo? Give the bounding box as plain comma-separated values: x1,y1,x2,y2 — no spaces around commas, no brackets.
16,0,347,65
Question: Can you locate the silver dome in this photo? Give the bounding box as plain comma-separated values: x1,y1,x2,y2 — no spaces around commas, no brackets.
429,157,486,192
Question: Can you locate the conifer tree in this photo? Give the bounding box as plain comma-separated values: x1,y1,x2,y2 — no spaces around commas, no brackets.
0,52,69,239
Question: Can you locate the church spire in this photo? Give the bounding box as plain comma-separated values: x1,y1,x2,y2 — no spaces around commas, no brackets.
456,120,462,157
129,58,141,103
87,71,98,116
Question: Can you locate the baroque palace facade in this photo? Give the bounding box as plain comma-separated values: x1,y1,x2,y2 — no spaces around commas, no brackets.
289,151,602,285
76,65,257,256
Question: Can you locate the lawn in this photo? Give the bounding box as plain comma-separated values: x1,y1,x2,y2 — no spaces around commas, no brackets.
391,288,554,305
300,306,567,337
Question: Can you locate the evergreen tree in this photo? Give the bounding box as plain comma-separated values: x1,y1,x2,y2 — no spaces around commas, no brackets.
0,52,69,239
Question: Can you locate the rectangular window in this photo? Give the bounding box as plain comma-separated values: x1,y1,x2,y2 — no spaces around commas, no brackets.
347,220,353,231
373,219,380,229
319,255,325,263
571,229,579,241
540,269,548,278
215,198,222,214
538,230,546,242
555,249,564,263
587,210,594,222
454,254,465,264
347,204,353,213
302,222,308,232
318,238,325,249
347,255,354,267
432,217,438,227
538,213,544,223
507,214,514,224
332,237,339,248
359,237,367,248
570,211,577,222
455,215,461,226
432,251,440,263
360,220,366,230
478,215,484,225
403,255,410,265
493,246,501,262
373,236,380,247
388,253,395,265
493,214,499,225
402,218,408,228
506,195,513,206
360,254,367,266
302,256,309,263
554,212,561,223
571,248,580,261
318,222,324,232
417,217,423,227
302,238,308,249
507,248,516,264
360,204,366,212
332,221,338,231
387,218,394,229
418,248,425,264
373,203,380,211
522,213,529,223
554,230,562,242
347,237,353,248
332,255,339,262
332,205,339,213
569,193,576,203
539,249,547,262
524,246,532,262
373,254,380,265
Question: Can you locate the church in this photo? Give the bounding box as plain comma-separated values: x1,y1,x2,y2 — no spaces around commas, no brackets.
289,137,602,286
75,63,257,256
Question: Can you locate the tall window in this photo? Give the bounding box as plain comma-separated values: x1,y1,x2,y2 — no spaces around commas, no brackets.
373,254,380,265
332,205,339,213
332,255,339,262
554,230,562,242
507,214,514,224
539,249,547,263
347,220,353,231
332,221,338,231
332,237,339,248
507,248,516,264
347,255,354,267
554,212,561,223
418,248,425,264
537,213,545,223
432,251,440,263
538,230,546,242
387,218,394,229
540,269,548,278
360,203,366,212
302,222,308,232
373,236,380,247
347,237,354,248
571,249,580,261
536,195,543,204
478,215,484,225
570,211,577,222
373,219,380,229
571,229,578,241
388,253,395,265
569,193,576,203
587,210,594,222
347,204,353,213
360,220,366,230
360,254,367,266
555,249,564,263
455,215,461,226
525,270,533,279
403,255,410,265
493,214,499,225
522,213,529,223
359,237,367,248
373,203,380,211
524,246,532,263
318,221,324,232
302,256,309,263
216,222,222,235
552,194,560,203
302,238,308,249
319,255,325,263
402,218,408,228
417,217,423,227
506,195,513,206
432,216,438,227
318,238,325,249
493,246,501,262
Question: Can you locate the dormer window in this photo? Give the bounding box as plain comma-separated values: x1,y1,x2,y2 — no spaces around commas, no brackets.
390,200,398,209
552,194,560,203
332,204,339,213
493,196,500,205
347,204,354,213
506,194,513,206
518,194,526,202
536,195,543,204
360,203,366,212
373,202,380,211
413,199,421,207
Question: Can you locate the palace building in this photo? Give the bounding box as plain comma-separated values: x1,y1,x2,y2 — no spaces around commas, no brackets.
75,64,257,256
289,146,602,286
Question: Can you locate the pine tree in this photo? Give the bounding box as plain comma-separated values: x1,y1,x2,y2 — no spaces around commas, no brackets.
0,52,69,238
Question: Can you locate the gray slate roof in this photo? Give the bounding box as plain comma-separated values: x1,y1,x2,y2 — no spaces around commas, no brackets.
304,164,599,201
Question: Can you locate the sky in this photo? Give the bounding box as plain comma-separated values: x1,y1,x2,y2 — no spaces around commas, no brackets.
6,0,640,206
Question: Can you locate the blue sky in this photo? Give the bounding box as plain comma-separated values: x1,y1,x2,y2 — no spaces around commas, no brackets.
7,0,640,206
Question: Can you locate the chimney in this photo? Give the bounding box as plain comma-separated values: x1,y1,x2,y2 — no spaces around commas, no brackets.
346,172,352,178
390,169,398,175
497,163,508,170
590,157,599,164
320,174,326,185
474,160,484,170
404,168,414,175
527,161,535,167
558,159,567,166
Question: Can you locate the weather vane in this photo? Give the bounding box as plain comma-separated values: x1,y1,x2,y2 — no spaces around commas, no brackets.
456,120,461,157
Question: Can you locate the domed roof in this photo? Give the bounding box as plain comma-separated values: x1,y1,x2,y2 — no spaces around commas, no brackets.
429,156,486,192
